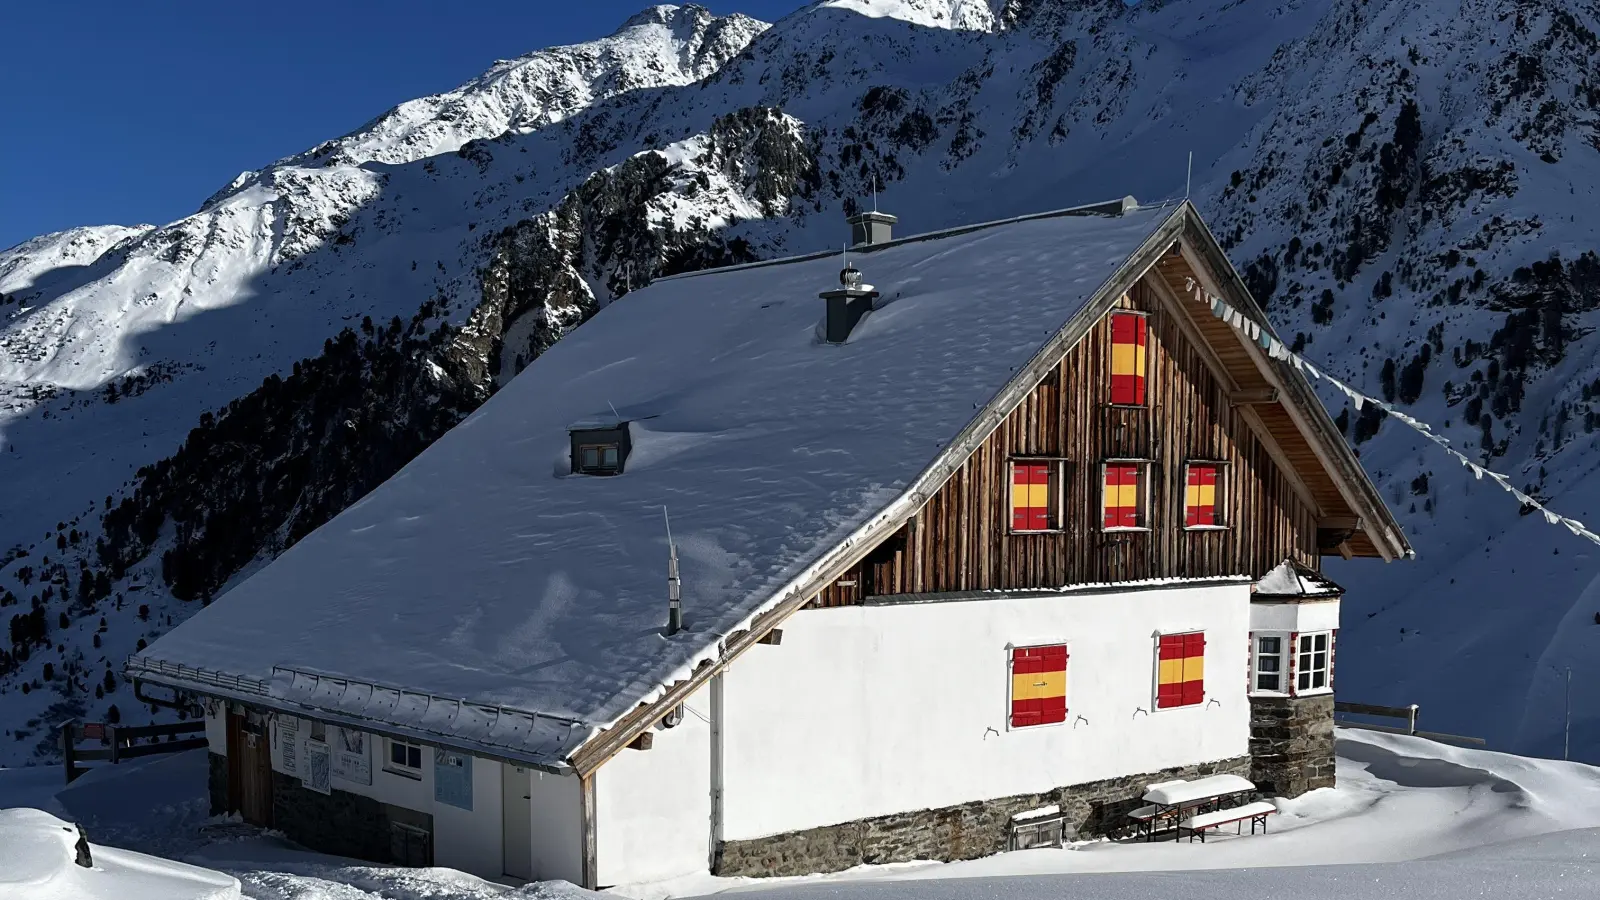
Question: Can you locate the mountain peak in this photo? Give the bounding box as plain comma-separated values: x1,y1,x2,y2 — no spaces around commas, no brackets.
616,3,711,32
811,0,1009,31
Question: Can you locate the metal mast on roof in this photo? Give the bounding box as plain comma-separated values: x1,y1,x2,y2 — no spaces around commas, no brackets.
664,506,682,635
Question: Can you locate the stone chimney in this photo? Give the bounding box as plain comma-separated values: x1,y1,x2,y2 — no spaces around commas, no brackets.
819,257,880,344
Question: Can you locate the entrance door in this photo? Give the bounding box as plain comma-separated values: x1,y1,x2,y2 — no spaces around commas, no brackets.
502,764,534,880
226,712,275,827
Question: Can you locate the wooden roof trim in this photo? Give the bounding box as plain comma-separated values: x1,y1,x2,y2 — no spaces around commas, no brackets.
1173,210,1410,560
567,206,1192,776
1144,268,1326,519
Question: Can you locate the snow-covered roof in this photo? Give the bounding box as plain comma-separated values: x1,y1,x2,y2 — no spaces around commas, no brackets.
135,204,1179,766
1254,559,1344,599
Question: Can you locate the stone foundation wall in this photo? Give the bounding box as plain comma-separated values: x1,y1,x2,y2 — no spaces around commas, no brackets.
270,770,433,865
715,755,1252,877
207,752,229,817
1249,693,1335,797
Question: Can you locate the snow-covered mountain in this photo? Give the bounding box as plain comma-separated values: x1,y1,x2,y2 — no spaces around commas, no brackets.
3,0,1599,766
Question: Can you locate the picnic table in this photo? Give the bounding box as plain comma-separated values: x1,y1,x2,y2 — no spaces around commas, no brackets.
1126,774,1260,841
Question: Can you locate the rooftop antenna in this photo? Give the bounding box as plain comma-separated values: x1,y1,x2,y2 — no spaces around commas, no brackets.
607,400,621,424
663,506,682,636
1185,151,1193,200
872,174,879,213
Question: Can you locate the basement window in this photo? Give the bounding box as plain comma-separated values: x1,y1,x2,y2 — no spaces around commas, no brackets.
569,423,631,476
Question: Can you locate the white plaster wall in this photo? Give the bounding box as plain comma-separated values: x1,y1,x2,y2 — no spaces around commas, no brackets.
721,583,1252,840
1250,597,1340,633
433,755,503,877
526,768,585,884
595,682,713,886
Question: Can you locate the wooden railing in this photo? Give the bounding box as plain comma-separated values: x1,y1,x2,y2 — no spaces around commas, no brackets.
1333,701,1486,746
59,718,208,784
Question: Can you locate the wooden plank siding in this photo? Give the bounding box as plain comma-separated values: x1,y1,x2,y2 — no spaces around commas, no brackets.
809,276,1318,607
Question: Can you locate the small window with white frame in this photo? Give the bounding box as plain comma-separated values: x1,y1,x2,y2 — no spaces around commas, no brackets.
1296,631,1332,693
1252,634,1285,694
385,738,425,778
1010,459,1064,533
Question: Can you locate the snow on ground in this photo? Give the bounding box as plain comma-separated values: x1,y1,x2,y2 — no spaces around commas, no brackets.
0,807,239,900
5,730,1600,899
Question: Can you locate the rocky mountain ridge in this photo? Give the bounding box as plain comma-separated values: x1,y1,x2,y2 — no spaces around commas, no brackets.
3,0,1599,763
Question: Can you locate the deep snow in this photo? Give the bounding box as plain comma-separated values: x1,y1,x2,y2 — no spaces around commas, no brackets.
5,730,1600,900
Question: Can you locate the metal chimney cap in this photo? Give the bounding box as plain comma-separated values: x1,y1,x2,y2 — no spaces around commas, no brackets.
846,211,898,225
840,264,863,288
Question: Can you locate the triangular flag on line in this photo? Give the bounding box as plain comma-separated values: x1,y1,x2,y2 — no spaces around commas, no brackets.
1565,518,1589,536
1544,509,1562,525
1468,463,1484,479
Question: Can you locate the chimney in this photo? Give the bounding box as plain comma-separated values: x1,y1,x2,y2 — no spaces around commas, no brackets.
846,210,897,246
819,253,880,344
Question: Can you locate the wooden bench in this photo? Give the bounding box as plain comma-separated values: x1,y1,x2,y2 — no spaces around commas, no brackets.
1179,801,1278,842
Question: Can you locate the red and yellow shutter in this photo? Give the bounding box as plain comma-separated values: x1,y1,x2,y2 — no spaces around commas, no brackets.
1103,464,1141,528
1157,632,1205,708
1185,465,1219,526
1011,645,1068,727
1011,463,1053,531
1110,312,1147,405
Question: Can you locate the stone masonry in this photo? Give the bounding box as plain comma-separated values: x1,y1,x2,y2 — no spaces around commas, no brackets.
1248,693,1335,797
714,755,1252,877
270,770,434,865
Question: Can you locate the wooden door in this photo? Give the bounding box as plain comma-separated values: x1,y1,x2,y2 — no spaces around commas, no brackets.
226,712,274,827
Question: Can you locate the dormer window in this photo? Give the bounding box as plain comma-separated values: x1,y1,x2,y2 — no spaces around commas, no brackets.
570,423,631,476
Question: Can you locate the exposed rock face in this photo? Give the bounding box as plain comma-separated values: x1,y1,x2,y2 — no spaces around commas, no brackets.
5,0,1600,763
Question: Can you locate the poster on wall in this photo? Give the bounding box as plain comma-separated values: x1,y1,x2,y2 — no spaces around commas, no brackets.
332,727,371,785
302,740,331,795
434,749,473,811
275,716,299,776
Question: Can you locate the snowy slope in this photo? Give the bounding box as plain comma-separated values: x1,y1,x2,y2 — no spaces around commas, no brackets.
3,0,1600,766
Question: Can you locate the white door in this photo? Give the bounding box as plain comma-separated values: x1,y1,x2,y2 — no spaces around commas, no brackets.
502,764,534,880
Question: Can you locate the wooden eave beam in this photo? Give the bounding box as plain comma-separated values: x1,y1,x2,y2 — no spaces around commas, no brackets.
1229,388,1280,406
1175,226,1407,561
1147,263,1326,519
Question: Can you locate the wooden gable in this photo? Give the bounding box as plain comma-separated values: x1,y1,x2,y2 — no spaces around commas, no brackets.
814,275,1322,605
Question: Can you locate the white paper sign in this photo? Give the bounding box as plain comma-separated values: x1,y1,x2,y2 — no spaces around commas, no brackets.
332,727,372,785
302,740,332,795
276,716,300,776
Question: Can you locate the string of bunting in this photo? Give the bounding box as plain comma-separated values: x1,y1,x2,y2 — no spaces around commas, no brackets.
1183,277,1600,549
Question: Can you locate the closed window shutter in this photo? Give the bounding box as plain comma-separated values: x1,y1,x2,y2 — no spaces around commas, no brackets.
1186,465,1218,526
1110,313,1148,405
1028,464,1052,530
1012,463,1055,531
1011,645,1068,727
1012,465,1031,531
1157,632,1205,708
1104,464,1142,528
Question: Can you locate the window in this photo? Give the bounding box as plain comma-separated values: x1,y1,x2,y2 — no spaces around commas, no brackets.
569,423,631,475
1109,311,1148,406
1102,461,1148,530
1185,463,1226,528
1009,644,1068,728
578,443,620,473
386,738,424,776
309,720,327,742
1156,632,1205,709
1253,635,1284,693
1010,460,1061,532
1296,632,1331,692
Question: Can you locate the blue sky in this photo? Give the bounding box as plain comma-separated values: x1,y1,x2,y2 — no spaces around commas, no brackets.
0,1,807,251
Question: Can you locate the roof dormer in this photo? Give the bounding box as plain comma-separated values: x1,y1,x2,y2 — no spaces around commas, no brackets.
569,422,631,476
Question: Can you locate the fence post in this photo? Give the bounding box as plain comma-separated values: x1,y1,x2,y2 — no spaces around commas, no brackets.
61,718,78,785
1407,704,1419,736
109,723,120,766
